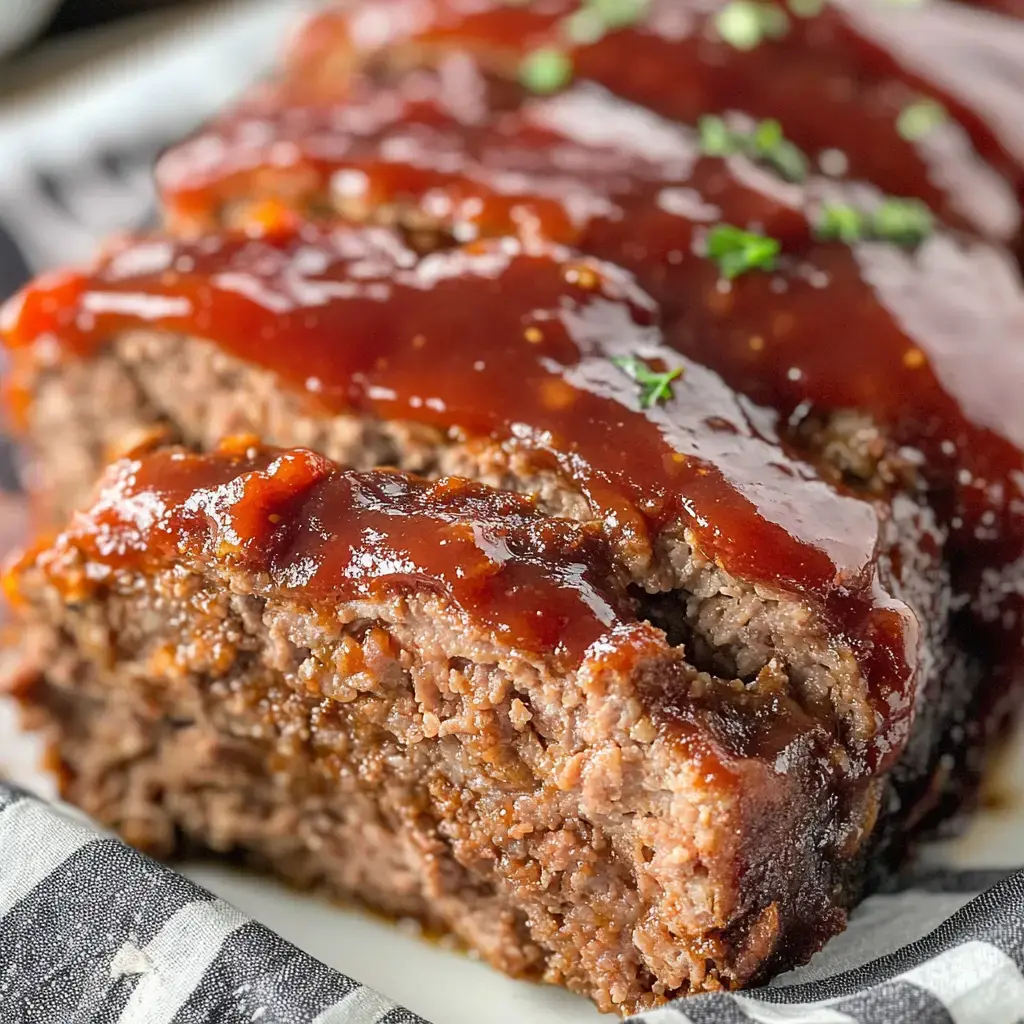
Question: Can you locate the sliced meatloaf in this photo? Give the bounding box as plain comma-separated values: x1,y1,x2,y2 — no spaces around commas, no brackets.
262,0,1024,245
152,0,1024,769
1,221,977,1008
4,0,1024,1013
6,439,951,1013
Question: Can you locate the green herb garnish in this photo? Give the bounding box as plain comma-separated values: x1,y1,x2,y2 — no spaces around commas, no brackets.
698,115,733,156
519,47,573,94
751,118,808,180
697,115,807,182
589,0,650,30
896,98,947,142
815,198,933,247
815,203,865,243
871,198,934,246
527,0,650,48
706,224,781,278
787,0,824,15
612,355,683,408
715,1,789,50
564,6,607,43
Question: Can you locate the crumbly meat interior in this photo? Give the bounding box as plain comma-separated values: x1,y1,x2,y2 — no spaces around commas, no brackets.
12,545,867,1012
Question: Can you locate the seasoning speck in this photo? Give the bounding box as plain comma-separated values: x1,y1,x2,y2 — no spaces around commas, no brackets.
897,98,947,142
519,48,573,94
715,1,789,50
705,224,781,279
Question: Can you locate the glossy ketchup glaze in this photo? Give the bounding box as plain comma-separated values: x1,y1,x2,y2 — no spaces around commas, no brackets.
18,441,854,771
0,224,917,767
156,65,1024,569
29,443,639,667
278,0,1024,243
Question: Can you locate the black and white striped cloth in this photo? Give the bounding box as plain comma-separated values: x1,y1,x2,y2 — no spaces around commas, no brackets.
2,782,1024,1024
0,784,427,1023
3,4,1024,1023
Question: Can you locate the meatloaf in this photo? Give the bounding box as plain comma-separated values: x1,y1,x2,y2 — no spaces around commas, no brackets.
0,220,979,1011
6,430,953,1013
3,0,1024,1015
165,0,1023,244
151,0,1024,776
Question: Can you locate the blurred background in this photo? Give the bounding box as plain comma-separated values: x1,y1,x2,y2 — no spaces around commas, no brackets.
0,0,306,272
1,1,221,81
0,0,308,490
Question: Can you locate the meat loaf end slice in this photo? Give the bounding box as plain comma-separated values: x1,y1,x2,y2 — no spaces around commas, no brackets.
0,225,974,1006
9,442,890,1012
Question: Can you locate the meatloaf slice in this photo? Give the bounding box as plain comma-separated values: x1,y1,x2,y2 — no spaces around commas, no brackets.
273,0,1024,244
154,13,1024,772
4,218,1018,787
2,440,940,1013
2,220,979,1005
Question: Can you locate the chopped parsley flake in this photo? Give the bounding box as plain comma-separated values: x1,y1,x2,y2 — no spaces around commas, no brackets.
816,198,934,247
815,203,865,243
896,98,947,142
559,0,650,46
706,224,781,278
715,1,790,51
698,116,807,182
612,355,683,408
751,118,807,180
519,47,573,94
589,0,650,30
871,198,934,246
698,115,733,156
564,6,607,43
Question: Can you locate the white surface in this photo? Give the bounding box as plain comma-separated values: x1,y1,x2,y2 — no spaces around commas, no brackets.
184,865,602,1024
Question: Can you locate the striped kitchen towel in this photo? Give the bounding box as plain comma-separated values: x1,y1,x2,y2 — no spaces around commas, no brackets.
629,873,1024,1023
3,781,1024,1024
0,783,427,1024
